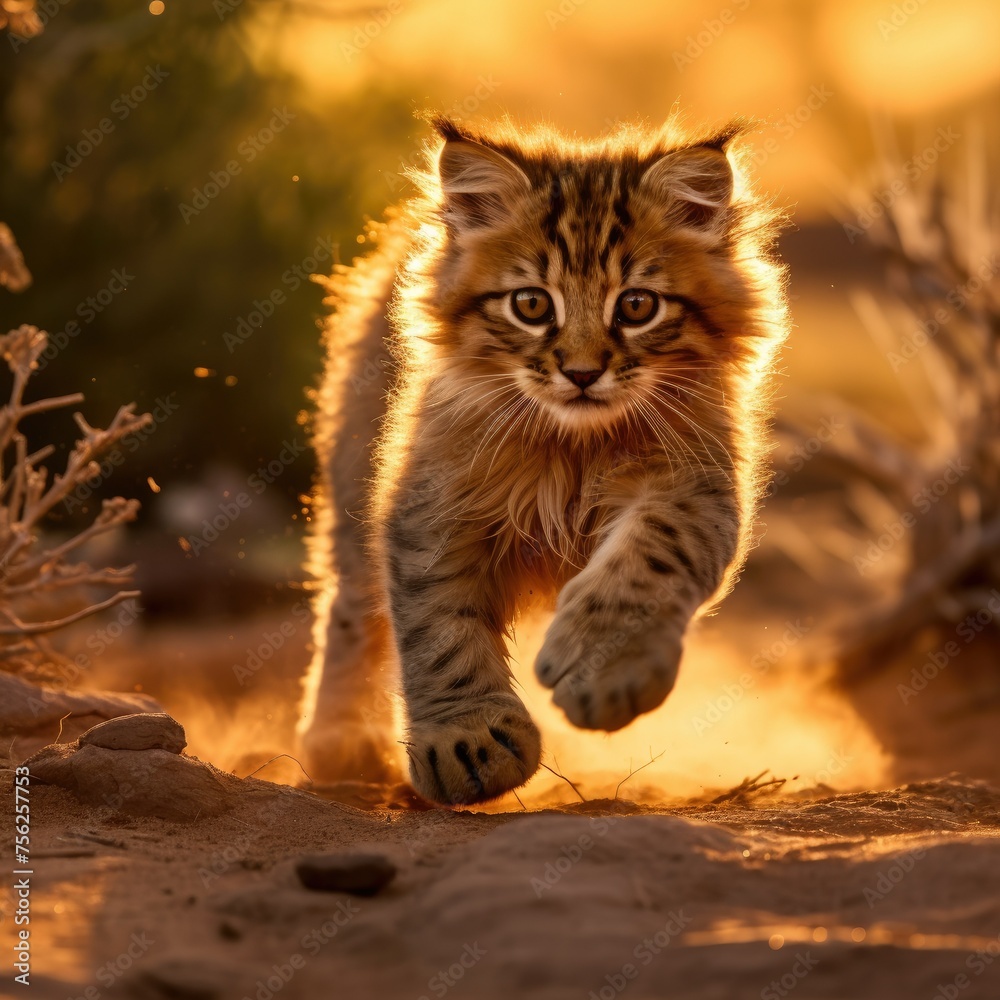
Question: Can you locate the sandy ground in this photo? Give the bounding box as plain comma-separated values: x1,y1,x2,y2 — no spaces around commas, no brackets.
4,770,1000,1000
4,554,1000,1000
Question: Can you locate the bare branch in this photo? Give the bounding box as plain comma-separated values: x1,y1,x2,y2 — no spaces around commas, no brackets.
0,224,31,293
17,393,86,420
539,760,586,802
5,498,141,585
0,590,141,637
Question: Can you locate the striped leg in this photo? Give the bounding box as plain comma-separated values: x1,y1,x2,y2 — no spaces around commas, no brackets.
535,478,738,730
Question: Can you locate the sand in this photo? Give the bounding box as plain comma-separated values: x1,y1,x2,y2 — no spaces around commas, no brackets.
5,764,1000,1000
5,575,1000,1000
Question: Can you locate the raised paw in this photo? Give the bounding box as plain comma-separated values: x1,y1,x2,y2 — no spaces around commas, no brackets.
536,621,683,731
405,701,541,805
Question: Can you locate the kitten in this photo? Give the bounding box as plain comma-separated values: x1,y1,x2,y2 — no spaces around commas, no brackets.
298,116,788,805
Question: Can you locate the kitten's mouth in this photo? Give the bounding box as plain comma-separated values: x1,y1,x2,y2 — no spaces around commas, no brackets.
541,389,625,433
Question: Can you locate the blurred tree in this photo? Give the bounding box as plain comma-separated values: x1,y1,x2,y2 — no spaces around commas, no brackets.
0,0,416,539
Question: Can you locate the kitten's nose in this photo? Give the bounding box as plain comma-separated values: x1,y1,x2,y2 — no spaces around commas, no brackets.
554,349,608,391
562,368,604,390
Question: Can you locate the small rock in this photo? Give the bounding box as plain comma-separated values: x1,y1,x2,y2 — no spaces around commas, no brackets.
218,919,243,941
295,852,397,896
79,713,186,754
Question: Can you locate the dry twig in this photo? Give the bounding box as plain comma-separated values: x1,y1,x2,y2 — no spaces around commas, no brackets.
710,770,786,805
614,748,666,801
539,760,586,802
0,224,31,293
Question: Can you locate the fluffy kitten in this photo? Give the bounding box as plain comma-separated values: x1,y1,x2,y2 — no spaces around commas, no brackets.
298,116,788,805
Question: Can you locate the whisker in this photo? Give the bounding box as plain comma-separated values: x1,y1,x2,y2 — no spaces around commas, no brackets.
629,394,701,477
485,400,534,480
644,389,736,481
466,396,528,473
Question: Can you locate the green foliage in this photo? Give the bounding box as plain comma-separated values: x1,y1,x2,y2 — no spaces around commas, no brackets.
0,0,418,519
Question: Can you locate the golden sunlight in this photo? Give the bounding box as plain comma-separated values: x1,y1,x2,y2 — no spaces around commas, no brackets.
819,0,1000,113
268,0,999,211
9,4,1000,997
510,610,890,804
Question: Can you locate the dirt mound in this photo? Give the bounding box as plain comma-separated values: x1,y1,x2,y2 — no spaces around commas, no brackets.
9,761,1000,1000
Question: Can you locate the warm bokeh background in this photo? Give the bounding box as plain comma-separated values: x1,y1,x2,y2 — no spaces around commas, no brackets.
2,0,998,796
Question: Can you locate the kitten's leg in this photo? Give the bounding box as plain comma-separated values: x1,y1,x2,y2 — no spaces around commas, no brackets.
297,292,401,785
535,477,739,731
383,504,541,805
299,581,399,784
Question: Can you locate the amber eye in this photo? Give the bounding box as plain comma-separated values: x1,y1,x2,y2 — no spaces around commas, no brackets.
615,289,659,326
511,287,554,325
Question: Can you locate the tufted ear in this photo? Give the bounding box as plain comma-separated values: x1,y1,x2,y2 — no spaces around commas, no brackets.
638,144,734,233
434,120,530,232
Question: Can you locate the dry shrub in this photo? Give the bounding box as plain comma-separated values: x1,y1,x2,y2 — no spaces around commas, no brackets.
0,222,151,678
0,325,152,674
778,126,999,672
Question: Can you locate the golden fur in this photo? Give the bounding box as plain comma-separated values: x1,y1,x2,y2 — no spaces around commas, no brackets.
298,116,789,805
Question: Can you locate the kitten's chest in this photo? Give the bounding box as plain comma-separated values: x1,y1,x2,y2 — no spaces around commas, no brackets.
498,450,608,577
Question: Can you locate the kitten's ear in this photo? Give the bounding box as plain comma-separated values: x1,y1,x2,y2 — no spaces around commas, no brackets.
434,122,530,231
639,145,734,234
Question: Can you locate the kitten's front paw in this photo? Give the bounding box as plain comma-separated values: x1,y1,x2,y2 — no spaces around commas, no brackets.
405,700,541,805
536,620,682,731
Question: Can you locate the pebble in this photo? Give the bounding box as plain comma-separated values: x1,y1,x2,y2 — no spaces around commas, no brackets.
295,852,397,896
79,712,187,754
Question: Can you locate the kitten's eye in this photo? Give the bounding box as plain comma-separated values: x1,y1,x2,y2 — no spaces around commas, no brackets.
615,289,659,325
511,288,554,325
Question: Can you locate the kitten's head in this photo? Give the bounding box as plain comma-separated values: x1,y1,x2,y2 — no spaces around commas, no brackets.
417,117,783,437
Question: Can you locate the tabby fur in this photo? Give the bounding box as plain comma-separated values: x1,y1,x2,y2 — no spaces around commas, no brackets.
298,116,788,805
